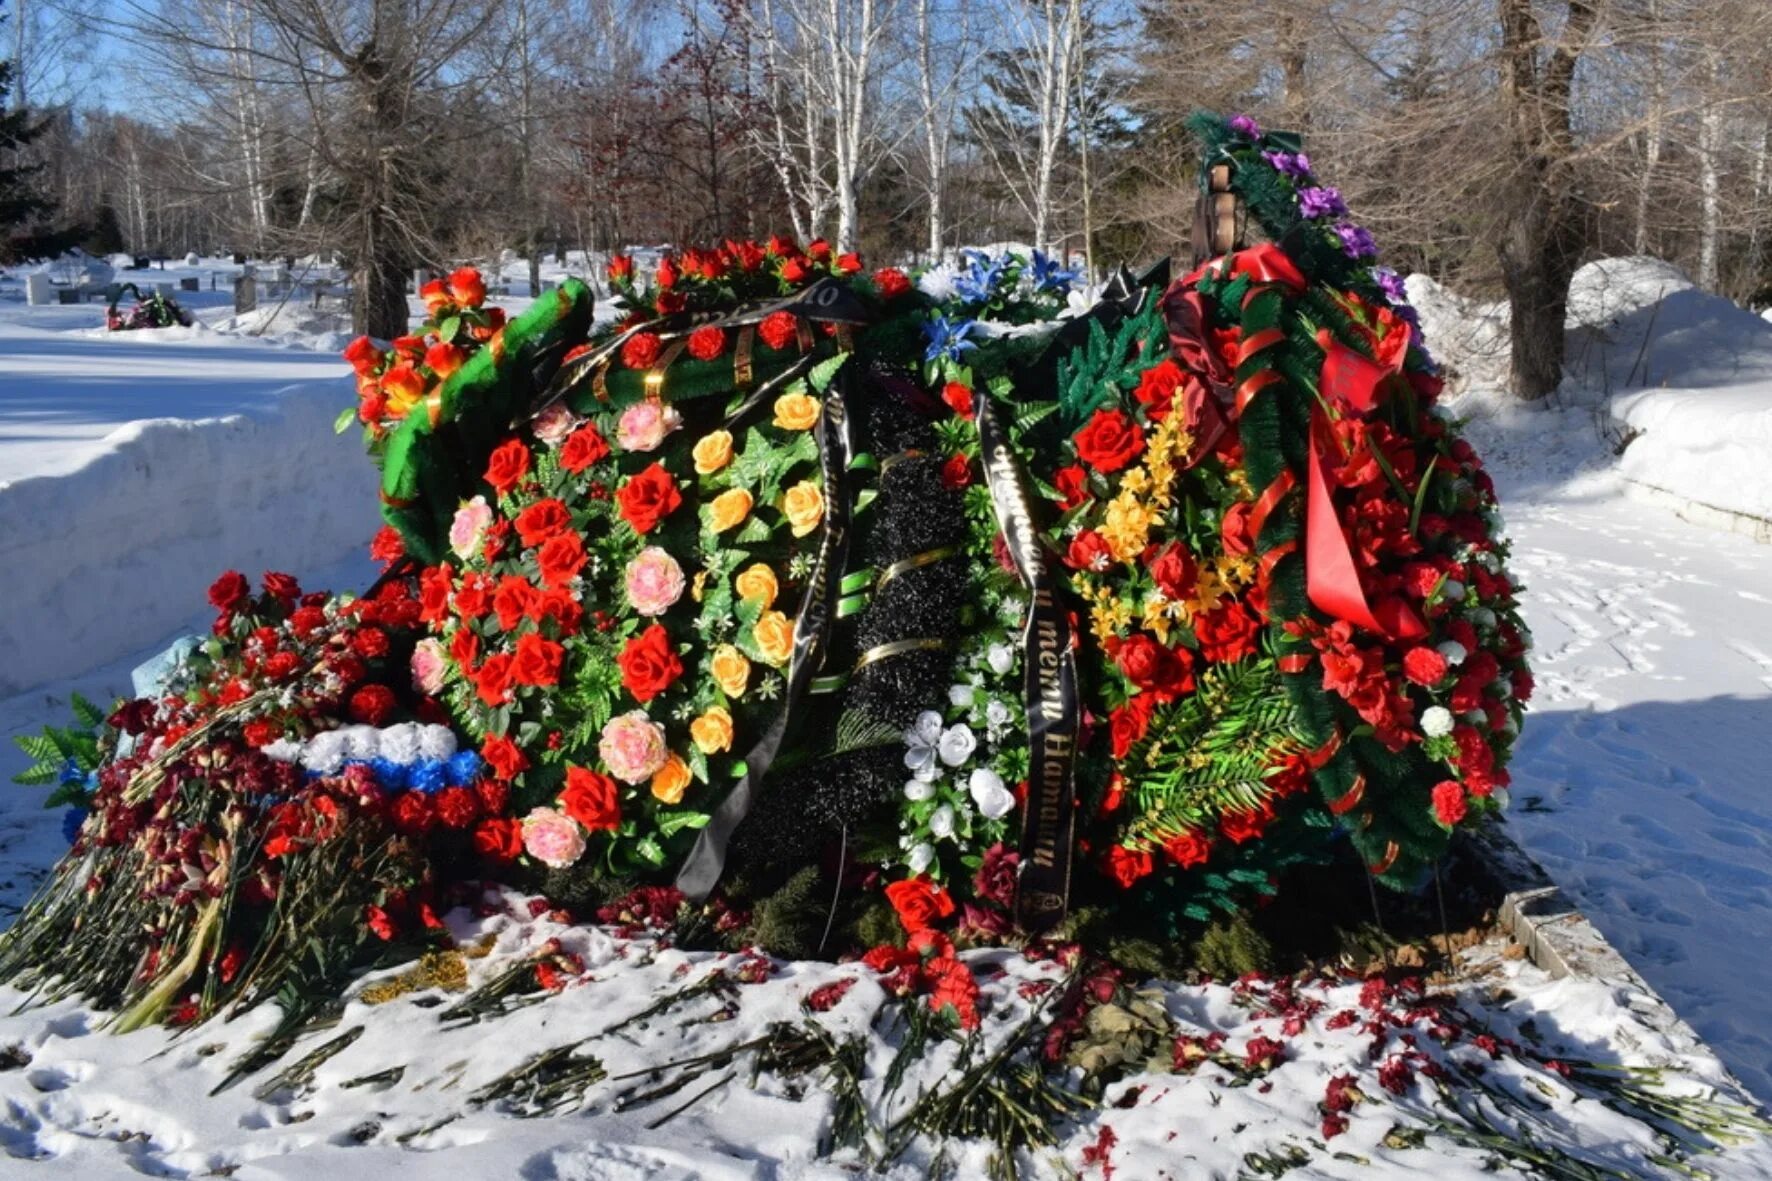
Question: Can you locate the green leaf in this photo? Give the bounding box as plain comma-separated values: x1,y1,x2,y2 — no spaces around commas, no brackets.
808,355,848,393
14,733,59,763
69,693,105,729
656,811,710,838
334,406,357,435
11,764,58,787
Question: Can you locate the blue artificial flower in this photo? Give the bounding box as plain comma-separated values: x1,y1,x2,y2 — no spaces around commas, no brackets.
62,807,88,844
1029,249,1081,295
408,759,448,794
952,250,1005,304
369,756,409,791
922,314,979,364
445,750,485,787
58,757,84,787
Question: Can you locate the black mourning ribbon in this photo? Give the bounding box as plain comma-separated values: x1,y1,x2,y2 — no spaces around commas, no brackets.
973,391,1082,934
675,362,857,902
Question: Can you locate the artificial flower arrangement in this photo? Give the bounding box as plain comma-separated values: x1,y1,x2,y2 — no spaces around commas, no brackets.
105,283,194,331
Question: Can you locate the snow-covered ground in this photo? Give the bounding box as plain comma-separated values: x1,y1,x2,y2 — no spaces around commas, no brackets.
0,256,1769,1175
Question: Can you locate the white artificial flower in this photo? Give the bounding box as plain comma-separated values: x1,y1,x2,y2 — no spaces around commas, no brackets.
301,730,348,775
968,768,1015,820
907,843,936,874
949,683,977,709
929,804,956,839
987,643,1015,676
339,725,380,760
418,724,458,761
1436,640,1468,667
937,723,977,767
1467,607,1497,631
1475,550,1502,573
916,264,960,303
904,779,937,803
378,722,422,765
1439,579,1466,602
1421,706,1454,738
1492,788,1511,811
903,710,946,781
261,738,303,764
986,699,1013,730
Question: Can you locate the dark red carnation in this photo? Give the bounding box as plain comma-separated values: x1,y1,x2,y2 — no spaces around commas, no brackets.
348,684,396,726
758,311,798,351
687,325,726,361
390,792,434,836
435,785,482,829
621,332,662,370
1402,646,1449,686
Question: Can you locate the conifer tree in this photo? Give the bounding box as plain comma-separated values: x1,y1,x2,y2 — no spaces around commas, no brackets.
1,14,53,258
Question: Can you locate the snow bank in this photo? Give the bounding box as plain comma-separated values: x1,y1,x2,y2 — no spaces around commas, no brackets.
0,374,376,697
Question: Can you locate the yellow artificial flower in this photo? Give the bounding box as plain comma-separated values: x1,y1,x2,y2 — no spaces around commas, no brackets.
773,391,821,431
650,754,692,804
710,644,752,697
1100,491,1156,562
734,563,779,608
753,610,795,666
690,707,735,755
693,429,735,474
783,481,825,537
692,569,709,602
708,488,753,532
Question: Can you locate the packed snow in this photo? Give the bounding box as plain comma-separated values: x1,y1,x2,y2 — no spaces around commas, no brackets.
0,255,1770,1175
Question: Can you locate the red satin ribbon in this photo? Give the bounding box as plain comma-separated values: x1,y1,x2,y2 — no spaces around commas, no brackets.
1183,242,1308,293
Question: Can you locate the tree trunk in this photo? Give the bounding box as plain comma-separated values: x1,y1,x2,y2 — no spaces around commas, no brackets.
355,212,410,340
1498,185,1579,400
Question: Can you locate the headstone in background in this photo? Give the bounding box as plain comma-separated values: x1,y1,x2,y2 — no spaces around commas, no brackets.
179,277,199,293
413,268,430,295
232,252,248,266
24,272,51,306
133,256,150,270
57,288,80,305
234,273,257,315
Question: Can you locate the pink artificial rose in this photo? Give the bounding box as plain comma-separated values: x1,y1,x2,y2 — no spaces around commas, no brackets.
410,637,448,694
598,710,669,784
624,547,686,617
520,806,587,868
449,496,494,561
532,402,580,447
616,400,682,453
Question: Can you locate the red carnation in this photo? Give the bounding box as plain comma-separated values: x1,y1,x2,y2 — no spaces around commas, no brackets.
1432,780,1468,827
1103,844,1154,888
348,684,396,726
687,325,726,361
481,733,529,780
472,818,523,862
560,766,622,832
350,626,390,659
435,785,482,829
262,650,300,680
484,438,531,497
621,331,662,370
618,623,683,703
874,268,911,299
942,381,975,420
1073,408,1145,473
1163,828,1213,869
884,877,955,934
616,463,682,535
1402,646,1450,686
759,311,798,351
369,525,405,565
511,631,564,687
389,792,434,836
559,424,610,473
514,498,572,549
208,570,250,615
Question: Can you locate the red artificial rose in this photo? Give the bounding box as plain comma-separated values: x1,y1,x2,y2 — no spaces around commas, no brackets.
530,588,583,634
365,904,398,941
1116,635,1194,699
835,251,863,275
618,624,683,703
511,631,564,687
484,438,531,497
1163,828,1212,869
1053,465,1090,510
514,498,572,549
874,267,911,299
942,381,975,420
559,424,611,473
450,627,480,670
344,335,382,374
759,310,798,351
780,256,811,283
1103,844,1154,888
435,785,482,829
1134,359,1186,423
482,733,529,779
380,364,425,409
349,684,396,726
1219,800,1275,844
242,718,279,748
1402,646,1449,686
391,334,425,361
1221,501,1254,555
616,463,682,535
263,650,300,680
209,570,250,615
447,266,486,308
1066,530,1113,572
418,565,453,624
473,818,523,862
536,531,587,589
369,525,404,565
560,766,622,832
262,571,300,601
940,453,973,491
1149,543,1198,601
289,606,327,637
1073,408,1145,473
687,325,726,361
453,573,492,620
492,575,538,632
1109,694,1157,759
885,878,956,934
655,255,679,288
621,332,662,370
1194,603,1260,663
474,653,515,705
1432,780,1467,827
